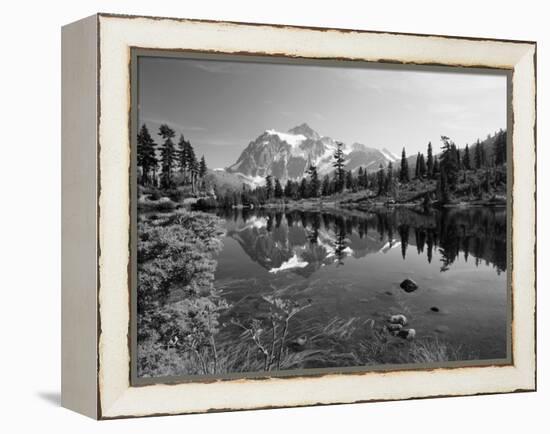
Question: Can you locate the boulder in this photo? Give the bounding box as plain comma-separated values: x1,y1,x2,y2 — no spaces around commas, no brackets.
397,328,416,340
389,314,408,326
386,323,403,334
400,278,419,293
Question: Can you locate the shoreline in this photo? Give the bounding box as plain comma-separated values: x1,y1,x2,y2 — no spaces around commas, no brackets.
139,192,507,213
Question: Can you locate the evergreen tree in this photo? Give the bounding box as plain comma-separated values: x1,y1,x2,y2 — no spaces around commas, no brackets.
284,180,293,198
265,175,273,199
274,178,283,198
240,185,249,207
307,165,320,197
361,167,369,189
436,170,450,204
377,164,385,196
414,152,421,179
345,170,354,191
357,167,365,188
158,124,176,189
433,158,440,175
484,168,492,193
418,153,426,178
321,175,331,196
463,144,471,170
494,129,507,165
178,135,187,175
440,136,459,188
474,140,483,169
385,161,395,197
399,147,410,183
177,135,199,191
332,141,346,192
137,124,157,185
199,155,207,178
427,142,434,178
187,142,199,191
299,178,308,198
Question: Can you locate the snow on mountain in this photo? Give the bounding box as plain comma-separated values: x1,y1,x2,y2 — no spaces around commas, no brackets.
268,253,308,273
266,130,306,148
238,216,268,230
225,123,398,183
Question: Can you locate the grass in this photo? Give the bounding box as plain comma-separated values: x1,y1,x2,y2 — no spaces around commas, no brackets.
138,311,474,378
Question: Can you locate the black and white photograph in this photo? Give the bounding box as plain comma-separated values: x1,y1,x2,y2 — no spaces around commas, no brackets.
134,54,509,380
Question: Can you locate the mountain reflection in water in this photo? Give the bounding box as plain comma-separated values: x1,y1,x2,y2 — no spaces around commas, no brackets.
211,207,508,364
216,207,507,277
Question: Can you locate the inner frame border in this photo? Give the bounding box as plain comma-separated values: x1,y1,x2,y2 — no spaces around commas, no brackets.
128,48,514,387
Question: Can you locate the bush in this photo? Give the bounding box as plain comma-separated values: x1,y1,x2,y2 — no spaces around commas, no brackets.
137,210,227,377
137,196,177,211
165,188,187,203
194,197,218,210
148,190,162,201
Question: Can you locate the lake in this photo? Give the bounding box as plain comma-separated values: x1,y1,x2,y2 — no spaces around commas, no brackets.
210,206,508,368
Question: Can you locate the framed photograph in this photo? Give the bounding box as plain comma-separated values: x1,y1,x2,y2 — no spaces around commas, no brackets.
61,13,536,419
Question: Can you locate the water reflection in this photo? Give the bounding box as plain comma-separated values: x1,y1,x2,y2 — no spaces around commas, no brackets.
216,207,507,276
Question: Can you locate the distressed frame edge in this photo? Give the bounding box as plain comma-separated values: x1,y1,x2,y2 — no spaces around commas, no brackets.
61,13,100,420
94,14,537,419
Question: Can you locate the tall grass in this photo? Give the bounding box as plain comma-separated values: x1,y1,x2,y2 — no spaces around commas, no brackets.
405,337,465,363
139,313,470,378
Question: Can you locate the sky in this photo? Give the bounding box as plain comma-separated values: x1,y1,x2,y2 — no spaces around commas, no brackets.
138,56,507,169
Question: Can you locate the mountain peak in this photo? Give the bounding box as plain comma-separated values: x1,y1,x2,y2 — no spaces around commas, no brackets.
288,123,320,140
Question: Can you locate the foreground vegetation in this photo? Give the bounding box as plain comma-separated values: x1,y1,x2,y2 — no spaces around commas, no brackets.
137,209,477,378
137,210,226,377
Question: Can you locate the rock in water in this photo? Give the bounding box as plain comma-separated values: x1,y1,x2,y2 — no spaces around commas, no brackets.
435,325,449,334
386,323,403,334
430,306,440,312
397,328,416,340
400,278,419,293
389,314,408,326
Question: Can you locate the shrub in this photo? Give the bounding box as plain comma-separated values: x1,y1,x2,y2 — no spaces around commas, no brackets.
194,197,218,210
165,188,186,203
148,189,162,201
137,210,227,376
137,196,177,211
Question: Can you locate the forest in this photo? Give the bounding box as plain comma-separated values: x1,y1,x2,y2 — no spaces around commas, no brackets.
137,123,507,212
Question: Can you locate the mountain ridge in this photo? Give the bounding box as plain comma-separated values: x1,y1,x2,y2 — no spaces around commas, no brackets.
226,123,397,184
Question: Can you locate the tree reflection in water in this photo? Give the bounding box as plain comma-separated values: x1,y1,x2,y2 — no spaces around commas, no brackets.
217,207,507,276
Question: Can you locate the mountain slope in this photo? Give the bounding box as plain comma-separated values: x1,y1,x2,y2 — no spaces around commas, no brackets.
226,123,396,182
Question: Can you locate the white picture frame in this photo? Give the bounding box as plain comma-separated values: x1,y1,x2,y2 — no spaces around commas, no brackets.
61,13,536,419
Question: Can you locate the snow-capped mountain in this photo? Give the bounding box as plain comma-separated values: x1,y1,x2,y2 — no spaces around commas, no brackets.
226,123,398,183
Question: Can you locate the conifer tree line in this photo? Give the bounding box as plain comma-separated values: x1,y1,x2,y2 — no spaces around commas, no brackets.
137,123,209,193
212,130,506,208
138,122,507,207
